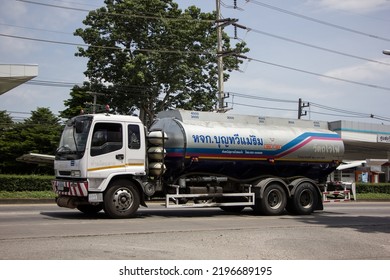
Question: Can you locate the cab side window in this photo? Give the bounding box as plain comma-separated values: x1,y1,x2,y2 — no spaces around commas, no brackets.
91,123,123,156
128,124,141,149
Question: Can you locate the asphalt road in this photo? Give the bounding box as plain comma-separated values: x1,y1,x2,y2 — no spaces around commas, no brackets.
0,201,389,260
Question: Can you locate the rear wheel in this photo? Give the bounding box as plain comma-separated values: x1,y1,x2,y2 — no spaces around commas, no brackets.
287,182,318,215
104,180,140,218
254,184,287,215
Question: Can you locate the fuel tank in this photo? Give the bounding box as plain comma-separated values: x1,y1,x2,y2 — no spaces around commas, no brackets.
149,110,344,182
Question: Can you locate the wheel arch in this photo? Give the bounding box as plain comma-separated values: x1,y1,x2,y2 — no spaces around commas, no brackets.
254,177,290,199
106,174,147,207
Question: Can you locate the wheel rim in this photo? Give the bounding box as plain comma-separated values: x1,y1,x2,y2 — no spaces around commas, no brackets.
267,189,283,209
112,188,133,212
299,189,313,209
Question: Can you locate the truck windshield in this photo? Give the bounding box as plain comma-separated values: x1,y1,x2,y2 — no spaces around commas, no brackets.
55,116,92,160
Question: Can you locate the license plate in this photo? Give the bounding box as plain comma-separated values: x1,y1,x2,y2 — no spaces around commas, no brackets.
56,181,66,191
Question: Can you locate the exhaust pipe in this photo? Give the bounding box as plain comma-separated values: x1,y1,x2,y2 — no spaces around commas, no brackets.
56,197,78,209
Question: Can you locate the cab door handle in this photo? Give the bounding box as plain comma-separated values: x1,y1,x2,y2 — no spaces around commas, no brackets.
116,154,124,160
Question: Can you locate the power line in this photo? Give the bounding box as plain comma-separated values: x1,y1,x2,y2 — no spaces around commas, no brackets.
11,74,390,122
22,0,390,45
4,30,389,92
308,110,367,118
10,1,390,72
0,33,87,48
231,102,297,112
0,33,215,55
0,23,74,35
310,102,369,117
310,102,390,122
229,91,296,103
26,79,82,88
7,1,390,117
245,56,390,92
242,26,390,66
14,0,390,70
3,19,388,68
16,0,98,12
225,92,390,122
308,110,390,122
16,0,215,23
246,0,390,42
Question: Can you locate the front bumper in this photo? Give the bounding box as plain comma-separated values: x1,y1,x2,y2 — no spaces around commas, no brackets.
52,179,89,197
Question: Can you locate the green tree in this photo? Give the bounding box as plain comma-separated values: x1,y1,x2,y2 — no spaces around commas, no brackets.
60,82,112,119
0,110,13,133
20,107,63,155
0,108,62,174
0,111,19,173
70,0,248,125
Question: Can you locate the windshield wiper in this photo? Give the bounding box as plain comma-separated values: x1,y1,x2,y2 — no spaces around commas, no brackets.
56,146,75,155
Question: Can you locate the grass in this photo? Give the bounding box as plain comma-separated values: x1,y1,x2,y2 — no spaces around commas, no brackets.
0,191,56,199
355,193,390,200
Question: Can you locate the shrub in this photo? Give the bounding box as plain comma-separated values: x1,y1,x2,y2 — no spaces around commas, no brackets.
0,174,53,192
356,183,390,194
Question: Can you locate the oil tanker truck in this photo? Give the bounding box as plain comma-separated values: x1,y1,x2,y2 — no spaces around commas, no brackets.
52,109,344,218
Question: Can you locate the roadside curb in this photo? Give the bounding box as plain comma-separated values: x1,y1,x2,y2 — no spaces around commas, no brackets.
0,199,167,205
0,199,55,204
0,198,389,205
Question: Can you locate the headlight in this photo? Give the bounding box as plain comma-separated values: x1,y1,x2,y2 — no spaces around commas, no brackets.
71,170,81,177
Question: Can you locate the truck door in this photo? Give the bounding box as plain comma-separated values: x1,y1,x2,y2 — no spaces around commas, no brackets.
125,124,146,174
87,121,126,179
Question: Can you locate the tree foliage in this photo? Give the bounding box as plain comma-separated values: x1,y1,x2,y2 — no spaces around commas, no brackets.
67,0,248,124
0,108,62,174
61,82,111,119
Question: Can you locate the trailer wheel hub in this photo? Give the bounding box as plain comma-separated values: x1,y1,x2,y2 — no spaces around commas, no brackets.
299,190,313,208
268,189,283,209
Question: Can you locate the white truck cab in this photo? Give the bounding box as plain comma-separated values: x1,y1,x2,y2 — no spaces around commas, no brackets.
53,114,148,217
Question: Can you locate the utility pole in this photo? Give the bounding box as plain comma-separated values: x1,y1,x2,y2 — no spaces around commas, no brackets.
216,0,225,112
298,98,309,119
215,1,246,112
86,91,104,114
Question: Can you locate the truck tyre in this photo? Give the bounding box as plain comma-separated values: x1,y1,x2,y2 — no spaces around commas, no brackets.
77,204,103,215
287,182,318,215
254,184,287,215
104,180,140,218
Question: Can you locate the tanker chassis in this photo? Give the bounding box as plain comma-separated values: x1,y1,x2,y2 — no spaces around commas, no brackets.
52,109,344,218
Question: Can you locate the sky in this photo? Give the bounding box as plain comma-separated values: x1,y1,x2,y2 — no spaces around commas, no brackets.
1,0,390,124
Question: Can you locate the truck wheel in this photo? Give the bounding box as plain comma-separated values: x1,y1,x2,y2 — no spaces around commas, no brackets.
287,182,318,215
104,180,140,218
77,204,103,214
255,184,287,215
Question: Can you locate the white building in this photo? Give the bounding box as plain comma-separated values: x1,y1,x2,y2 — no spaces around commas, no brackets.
0,64,38,95
329,121,390,183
